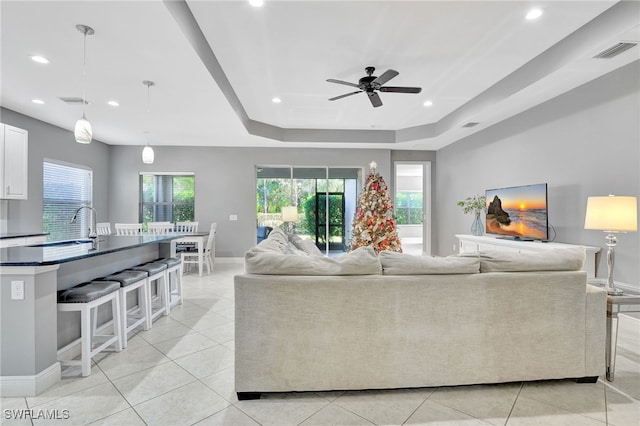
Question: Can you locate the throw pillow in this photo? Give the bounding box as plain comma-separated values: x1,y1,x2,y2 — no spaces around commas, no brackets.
379,251,480,275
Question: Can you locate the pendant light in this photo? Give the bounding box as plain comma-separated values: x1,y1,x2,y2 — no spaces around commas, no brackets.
74,24,94,144
141,80,156,164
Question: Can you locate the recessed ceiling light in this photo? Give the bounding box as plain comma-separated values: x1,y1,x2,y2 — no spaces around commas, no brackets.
249,0,264,7
107,100,120,107
30,55,49,64
423,100,433,107
272,97,281,104
31,99,45,104
526,8,543,20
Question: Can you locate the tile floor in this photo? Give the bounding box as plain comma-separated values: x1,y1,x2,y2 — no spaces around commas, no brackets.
1,258,639,425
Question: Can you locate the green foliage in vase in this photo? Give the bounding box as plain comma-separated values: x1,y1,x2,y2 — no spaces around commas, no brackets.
457,195,486,214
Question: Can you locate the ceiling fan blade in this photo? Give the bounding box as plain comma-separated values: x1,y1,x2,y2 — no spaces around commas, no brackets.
379,86,422,93
372,69,399,86
329,91,362,101
368,92,383,108
326,79,360,89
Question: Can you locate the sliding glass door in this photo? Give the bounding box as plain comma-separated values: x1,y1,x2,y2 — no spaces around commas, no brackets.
256,166,361,254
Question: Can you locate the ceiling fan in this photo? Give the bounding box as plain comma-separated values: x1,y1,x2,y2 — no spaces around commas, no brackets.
327,66,422,108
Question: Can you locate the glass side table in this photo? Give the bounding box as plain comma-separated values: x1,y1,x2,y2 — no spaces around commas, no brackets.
605,293,640,381
588,278,640,381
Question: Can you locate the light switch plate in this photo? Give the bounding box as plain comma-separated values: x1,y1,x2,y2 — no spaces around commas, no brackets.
229,215,238,221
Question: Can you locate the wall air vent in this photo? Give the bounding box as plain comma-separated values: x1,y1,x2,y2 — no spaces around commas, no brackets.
462,122,479,128
593,42,637,59
59,97,90,105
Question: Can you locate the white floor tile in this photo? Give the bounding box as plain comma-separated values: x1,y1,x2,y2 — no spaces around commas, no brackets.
95,343,171,381
333,388,433,425
152,332,218,360
520,379,606,423
194,405,260,425
300,402,375,425
235,392,330,426
405,399,494,425
507,396,607,425
86,408,146,425
134,381,230,425
111,361,196,406
429,383,521,425
30,382,129,426
174,344,234,379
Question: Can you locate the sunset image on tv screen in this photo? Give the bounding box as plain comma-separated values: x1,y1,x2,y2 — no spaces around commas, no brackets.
485,183,548,240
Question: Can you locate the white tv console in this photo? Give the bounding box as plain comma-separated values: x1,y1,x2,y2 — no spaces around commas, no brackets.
455,234,600,279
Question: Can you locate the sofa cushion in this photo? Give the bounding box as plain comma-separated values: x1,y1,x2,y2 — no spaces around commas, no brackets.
251,237,287,253
379,251,480,275
465,247,586,272
245,246,382,275
295,238,324,256
284,242,308,256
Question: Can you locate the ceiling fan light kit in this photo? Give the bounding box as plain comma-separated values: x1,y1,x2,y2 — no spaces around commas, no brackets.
327,66,421,108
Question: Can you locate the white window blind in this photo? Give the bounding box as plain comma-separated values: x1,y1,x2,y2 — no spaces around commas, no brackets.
43,161,93,241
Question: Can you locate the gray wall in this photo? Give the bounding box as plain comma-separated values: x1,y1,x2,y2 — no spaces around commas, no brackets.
435,61,640,289
0,108,111,234
109,146,391,256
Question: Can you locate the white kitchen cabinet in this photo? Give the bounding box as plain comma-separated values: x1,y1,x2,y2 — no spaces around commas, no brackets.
0,123,28,200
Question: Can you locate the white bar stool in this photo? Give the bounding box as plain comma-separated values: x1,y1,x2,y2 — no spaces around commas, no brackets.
157,257,183,308
57,281,123,376
94,270,150,348
130,261,169,323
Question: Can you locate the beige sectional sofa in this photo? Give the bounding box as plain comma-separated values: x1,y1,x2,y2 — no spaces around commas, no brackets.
234,228,606,400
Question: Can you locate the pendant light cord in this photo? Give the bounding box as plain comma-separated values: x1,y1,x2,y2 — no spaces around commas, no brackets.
82,29,87,113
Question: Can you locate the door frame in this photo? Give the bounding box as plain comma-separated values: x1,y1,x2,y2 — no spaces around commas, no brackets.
394,161,432,255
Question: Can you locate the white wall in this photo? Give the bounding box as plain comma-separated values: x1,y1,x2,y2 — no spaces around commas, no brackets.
0,108,111,234
435,61,640,289
109,146,391,257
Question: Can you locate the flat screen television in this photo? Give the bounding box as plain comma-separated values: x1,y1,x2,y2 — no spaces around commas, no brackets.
485,183,548,241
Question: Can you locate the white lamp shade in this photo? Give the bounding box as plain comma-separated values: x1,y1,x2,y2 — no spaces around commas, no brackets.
142,145,155,164
281,205,299,222
74,115,92,144
584,195,638,232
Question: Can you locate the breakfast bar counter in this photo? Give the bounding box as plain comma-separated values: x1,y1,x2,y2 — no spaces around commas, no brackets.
0,234,180,397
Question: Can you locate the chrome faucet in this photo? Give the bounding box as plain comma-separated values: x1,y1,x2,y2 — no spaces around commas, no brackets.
70,205,98,248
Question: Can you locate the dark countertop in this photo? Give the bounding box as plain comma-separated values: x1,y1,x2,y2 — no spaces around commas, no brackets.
0,232,49,239
0,234,180,266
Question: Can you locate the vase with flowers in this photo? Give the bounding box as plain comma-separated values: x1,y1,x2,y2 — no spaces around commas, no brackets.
457,195,487,236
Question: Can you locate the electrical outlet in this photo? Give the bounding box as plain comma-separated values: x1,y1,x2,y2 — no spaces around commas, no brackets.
11,280,24,300
452,244,457,252
229,215,238,221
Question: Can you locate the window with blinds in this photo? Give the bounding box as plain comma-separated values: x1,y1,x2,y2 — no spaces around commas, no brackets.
139,173,195,225
43,160,93,241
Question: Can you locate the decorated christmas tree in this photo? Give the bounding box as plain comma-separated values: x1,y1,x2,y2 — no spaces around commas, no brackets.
349,161,402,253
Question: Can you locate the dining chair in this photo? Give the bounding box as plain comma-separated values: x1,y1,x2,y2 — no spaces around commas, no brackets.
147,222,174,235
114,223,143,236
175,221,199,252
182,223,216,275
175,221,199,233
96,222,112,235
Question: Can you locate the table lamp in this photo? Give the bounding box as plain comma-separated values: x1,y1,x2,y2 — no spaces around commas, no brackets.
584,194,638,295
281,205,299,234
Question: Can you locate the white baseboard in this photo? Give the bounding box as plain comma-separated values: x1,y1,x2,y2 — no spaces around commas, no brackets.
0,362,61,397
